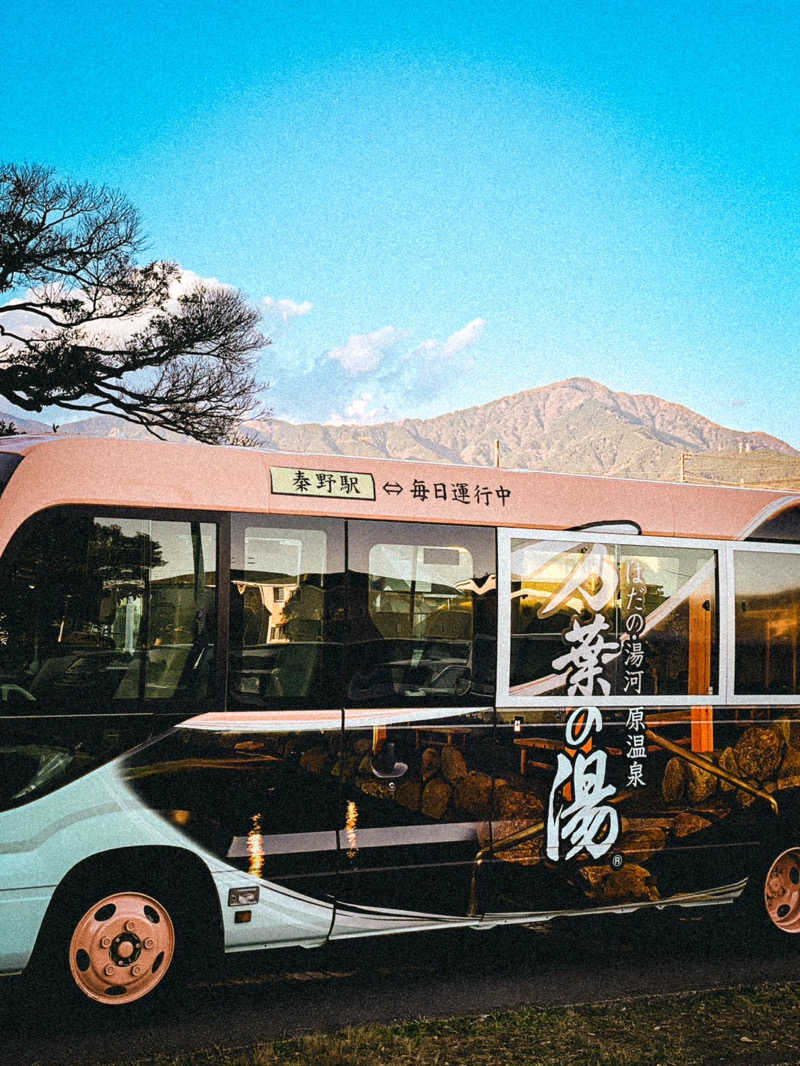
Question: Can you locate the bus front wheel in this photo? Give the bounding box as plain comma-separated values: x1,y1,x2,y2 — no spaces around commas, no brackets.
65,889,176,1005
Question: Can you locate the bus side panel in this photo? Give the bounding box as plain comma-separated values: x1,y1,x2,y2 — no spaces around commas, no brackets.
0,888,52,973
0,765,227,971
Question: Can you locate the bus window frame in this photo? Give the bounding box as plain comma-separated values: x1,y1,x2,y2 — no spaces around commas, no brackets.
497,526,729,708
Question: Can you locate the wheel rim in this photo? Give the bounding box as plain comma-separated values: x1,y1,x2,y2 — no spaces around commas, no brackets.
764,848,800,933
68,892,175,1004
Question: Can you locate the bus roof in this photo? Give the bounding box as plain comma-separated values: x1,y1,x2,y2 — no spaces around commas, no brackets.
0,433,796,549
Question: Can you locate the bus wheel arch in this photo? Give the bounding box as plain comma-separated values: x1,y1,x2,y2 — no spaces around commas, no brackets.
32,846,223,1006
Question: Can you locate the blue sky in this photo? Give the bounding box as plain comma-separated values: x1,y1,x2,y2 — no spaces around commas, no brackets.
3,1,800,443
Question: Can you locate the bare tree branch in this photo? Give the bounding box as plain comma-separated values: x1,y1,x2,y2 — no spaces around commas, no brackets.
0,162,270,443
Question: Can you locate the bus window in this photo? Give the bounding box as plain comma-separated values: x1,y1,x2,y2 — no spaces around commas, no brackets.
735,550,800,695
124,519,217,705
746,504,800,543
0,508,217,811
346,521,496,705
509,539,717,699
229,516,345,708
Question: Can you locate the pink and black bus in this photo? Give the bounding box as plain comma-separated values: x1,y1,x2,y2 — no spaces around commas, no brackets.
1,434,799,1006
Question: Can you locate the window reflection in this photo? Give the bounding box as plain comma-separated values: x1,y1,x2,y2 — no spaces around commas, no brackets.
509,540,717,699
229,517,345,707
0,508,217,811
347,521,496,705
735,551,800,695
229,518,497,708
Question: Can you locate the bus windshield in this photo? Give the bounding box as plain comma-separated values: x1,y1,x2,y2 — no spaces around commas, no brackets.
0,506,217,811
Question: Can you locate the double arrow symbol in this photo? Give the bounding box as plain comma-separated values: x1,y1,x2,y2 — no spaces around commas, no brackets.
382,481,403,495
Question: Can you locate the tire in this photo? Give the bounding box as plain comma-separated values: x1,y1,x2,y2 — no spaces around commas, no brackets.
30,849,222,1009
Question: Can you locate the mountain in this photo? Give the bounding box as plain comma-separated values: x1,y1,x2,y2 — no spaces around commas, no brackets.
247,378,798,481
2,378,796,481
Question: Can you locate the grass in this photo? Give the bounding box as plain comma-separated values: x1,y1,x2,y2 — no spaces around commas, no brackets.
111,981,800,1066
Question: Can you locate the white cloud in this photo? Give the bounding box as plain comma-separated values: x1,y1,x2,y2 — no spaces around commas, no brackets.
443,317,486,354
328,391,391,425
263,296,313,322
273,314,487,424
81,268,240,346
169,268,233,298
327,325,404,375
405,318,487,363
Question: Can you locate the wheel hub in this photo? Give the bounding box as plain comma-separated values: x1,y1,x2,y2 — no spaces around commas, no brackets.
764,847,800,933
68,891,175,1004
110,932,142,966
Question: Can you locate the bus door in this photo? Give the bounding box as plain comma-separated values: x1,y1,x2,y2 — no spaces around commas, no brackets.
332,706,494,930
487,531,726,918
332,520,497,931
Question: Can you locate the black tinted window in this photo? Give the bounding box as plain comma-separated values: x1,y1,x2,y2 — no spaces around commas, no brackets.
735,550,800,695
229,515,345,708
346,520,496,705
0,507,217,811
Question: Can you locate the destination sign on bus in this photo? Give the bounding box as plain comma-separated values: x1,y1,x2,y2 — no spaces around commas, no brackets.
270,465,376,500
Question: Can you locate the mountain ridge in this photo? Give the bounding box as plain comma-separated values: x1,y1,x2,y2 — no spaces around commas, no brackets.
247,378,796,479
2,377,795,481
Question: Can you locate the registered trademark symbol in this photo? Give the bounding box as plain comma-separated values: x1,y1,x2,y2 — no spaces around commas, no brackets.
610,852,624,870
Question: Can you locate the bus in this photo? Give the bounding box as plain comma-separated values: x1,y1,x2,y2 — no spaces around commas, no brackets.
2,433,800,1008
